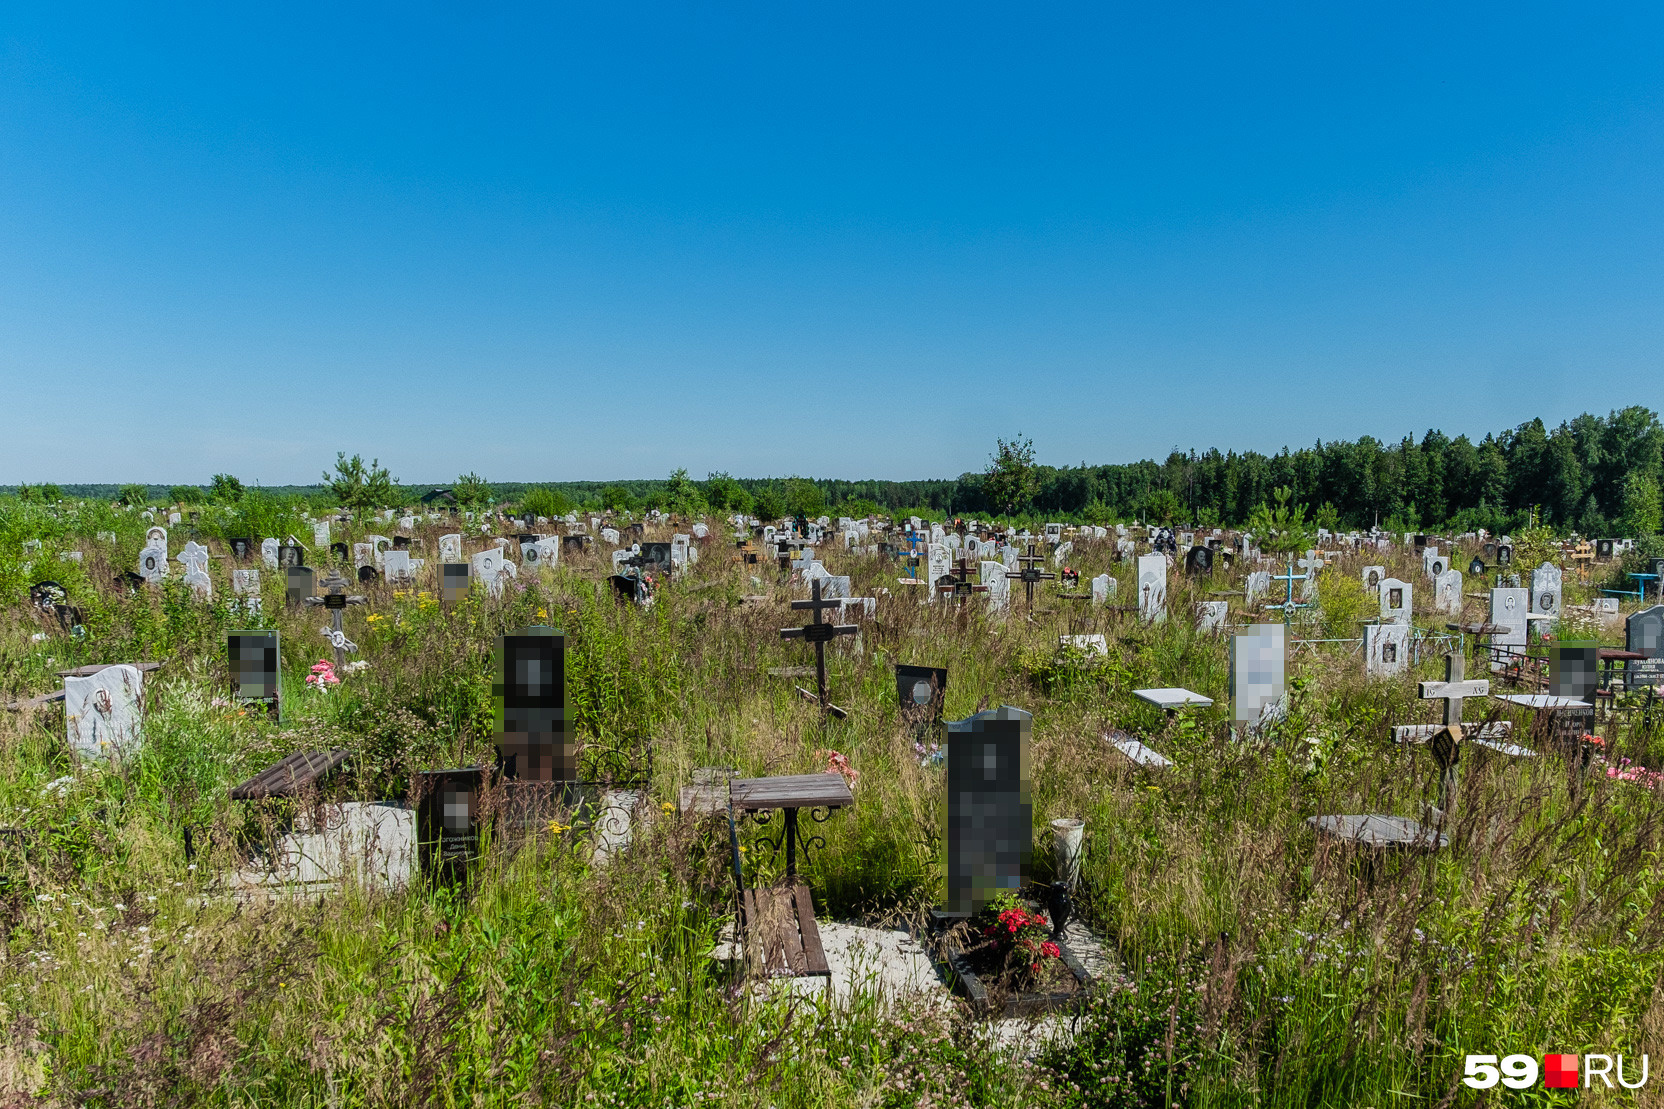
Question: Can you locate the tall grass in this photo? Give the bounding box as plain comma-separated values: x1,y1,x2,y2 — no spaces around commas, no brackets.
0,512,1658,1105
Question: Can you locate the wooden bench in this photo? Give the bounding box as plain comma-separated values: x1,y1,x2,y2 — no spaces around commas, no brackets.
727,807,829,979
229,749,351,800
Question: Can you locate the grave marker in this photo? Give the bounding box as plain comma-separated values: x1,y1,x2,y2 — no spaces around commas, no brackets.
1230,624,1285,727
942,705,1032,917
66,664,144,761
780,578,858,715
229,631,281,719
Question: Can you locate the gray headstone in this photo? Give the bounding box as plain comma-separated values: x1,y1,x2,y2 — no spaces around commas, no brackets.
1628,605,1664,659
1230,624,1285,725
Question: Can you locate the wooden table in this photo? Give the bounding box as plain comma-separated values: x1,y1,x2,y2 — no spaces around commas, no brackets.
730,773,854,879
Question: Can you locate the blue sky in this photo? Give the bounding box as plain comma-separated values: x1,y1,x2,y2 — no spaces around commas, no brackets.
2,3,1662,484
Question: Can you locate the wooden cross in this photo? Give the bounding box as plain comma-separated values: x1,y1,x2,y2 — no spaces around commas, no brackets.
936,556,989,603
304,571,368,669
779,578,858,715
1418,653,1487,819
1006,543,1056,606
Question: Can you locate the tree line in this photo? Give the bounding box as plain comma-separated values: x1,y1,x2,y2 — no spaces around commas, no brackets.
6,407,1662,536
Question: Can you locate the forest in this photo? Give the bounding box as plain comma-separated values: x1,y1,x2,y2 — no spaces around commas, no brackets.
9,407,1663,536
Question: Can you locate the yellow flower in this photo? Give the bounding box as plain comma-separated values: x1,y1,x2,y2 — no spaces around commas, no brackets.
660,802,675,815
537,608,548,620
547,821,571,835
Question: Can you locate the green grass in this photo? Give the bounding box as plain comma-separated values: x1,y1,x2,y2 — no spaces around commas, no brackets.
0,505,1659,1106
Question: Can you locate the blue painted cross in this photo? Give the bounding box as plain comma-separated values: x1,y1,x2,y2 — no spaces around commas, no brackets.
1265,556,1310,623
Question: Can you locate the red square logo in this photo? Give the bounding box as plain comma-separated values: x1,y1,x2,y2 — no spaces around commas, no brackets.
1544,1054,1579,1089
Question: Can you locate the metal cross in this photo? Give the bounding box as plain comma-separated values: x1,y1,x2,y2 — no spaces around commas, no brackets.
1006,542,1056,607
1265,556,1310,624
936,556,989,603
304,571,368,669
780,577,858,714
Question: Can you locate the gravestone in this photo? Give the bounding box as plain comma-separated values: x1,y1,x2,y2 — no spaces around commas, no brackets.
927,543,952,602
1361,565,1385,592
1435,569,1463,616
1244,570,1270,602
1090,573,1116,605
66,664,144,761
231,569,262,617
1230,624,1285,727
416,768,482,885
357,565,380,585
286,566,315,607
382,550,417,584
1627,605,1664,659
1051,540,1073,568
495,628,574,782
1365,622,1410,678
1136,554,1168,623
138,544,168,583
1497,543,1513,567
600,527,621,545
943,705,1032,917
896,664,948,724
522,538,559,570
278,543,304,569
261,538,280,570
1468,557,1486,577
979,561,1011,613
177,542,212,601
638,543,673,574
229,630,280,719
1195,600,1229,634
330,542,349,564
1596,539,1615,561
441,563,471,602
439,533,463,562
1184,546,1214,577
1490,587,1529,657
1531,562,1562,620
471,548,517,599
353,543,374,570
312,521,331,548
1550,642,1599,703
1379,578,1411,624
145,525,168,548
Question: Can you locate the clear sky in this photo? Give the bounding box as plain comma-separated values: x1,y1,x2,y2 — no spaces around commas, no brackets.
2,3,1662,485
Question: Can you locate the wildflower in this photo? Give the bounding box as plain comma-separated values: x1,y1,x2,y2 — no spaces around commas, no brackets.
341,660,370,675
548,821,571,835
660,802,675,815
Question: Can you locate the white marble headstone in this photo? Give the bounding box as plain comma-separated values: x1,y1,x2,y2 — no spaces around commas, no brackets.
438,533,463,562
177,542,212,600
139,544,169,583
66,664,144,761
145,525,168,548
1244,570,1270,602
1137,554,1167,623
1195,600,1229,634
1361,565,1385,592
1379,578,1411,624
927,543,952,600
1435,569,1463,616
979,560,1010,613
1052,541,1073,567
1491,587,1529,654
1091,573,1116,605
1364,622,1410,678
